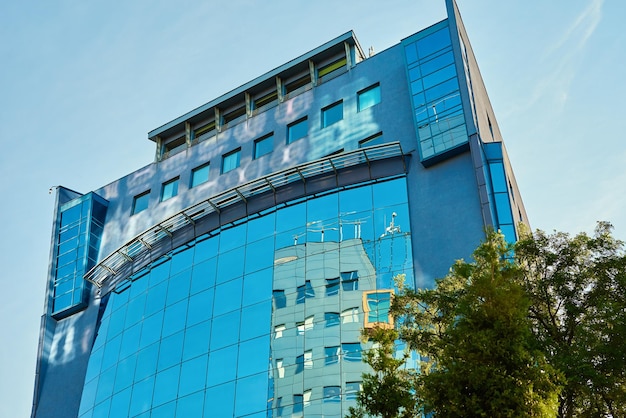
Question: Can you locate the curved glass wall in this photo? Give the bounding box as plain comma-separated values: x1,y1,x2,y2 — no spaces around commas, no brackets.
78,176,414,418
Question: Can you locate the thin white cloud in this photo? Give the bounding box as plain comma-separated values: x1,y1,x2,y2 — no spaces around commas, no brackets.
505,0,603,117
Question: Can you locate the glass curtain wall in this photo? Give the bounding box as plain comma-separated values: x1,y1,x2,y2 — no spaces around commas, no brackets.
78,176,414,418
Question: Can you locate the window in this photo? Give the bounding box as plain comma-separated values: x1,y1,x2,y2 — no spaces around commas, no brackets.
275,324,286,339
341,271,359,291
303,389,312,408
132,191,150,215
325,312,340,327
162,135,186,158
325,346,340,365
193,121,215,141
293,395,303,414
295,354,304,374
341,307,359,324
287,118,308,144
276,397,283,417
276,359,285,378
222,105,246,125
321,101,343,128
295,350,313,374
285,74,311,95
304,350,313,370
254,134,273,159
222,148,241,173
253,90,278,109
296,315,314,335
323,386,341,403
296,280,315,303
161,178,179,201
357,83,381,111
191,163,210,188
318,56,347,79
326,277,339,296
273,290,286,309
346,382,362,401
363,290,394,328
342,343,362,362
359,132,384,148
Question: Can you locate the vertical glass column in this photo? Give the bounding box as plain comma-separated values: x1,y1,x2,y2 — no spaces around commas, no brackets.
52,192,108,318
403,22,469,162
482,142,516,244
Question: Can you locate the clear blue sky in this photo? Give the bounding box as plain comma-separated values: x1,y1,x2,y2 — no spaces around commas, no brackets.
1,0,623,416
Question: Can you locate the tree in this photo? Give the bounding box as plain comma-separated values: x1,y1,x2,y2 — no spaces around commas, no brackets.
346,326,420,418
516,222,626,417
392,231,562,417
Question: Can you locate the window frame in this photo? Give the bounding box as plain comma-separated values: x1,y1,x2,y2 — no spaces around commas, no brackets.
321,101,343,128
273,289,286,309
190,163,210,188
326,277,340,296
357,83,381,112
160,177,179,202
341,271,359,291
362,289,395,329
342,342,362,362
358,132,385,148
253,133,274,159
287,117,308,144
221,148,241,174
323,386,342,403
132,190,150,215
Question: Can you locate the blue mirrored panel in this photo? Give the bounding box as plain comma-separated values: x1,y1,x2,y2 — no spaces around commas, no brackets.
403,23,468,162
52,193,108,317
80,177,415,417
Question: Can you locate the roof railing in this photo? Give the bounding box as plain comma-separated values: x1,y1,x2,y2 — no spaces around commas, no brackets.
84,142,405,288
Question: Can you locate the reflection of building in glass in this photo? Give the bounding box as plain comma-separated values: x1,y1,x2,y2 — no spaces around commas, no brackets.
32,1,529,417
271,238,391,417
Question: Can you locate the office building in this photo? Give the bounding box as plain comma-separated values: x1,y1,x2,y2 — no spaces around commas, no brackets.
32,1,528,416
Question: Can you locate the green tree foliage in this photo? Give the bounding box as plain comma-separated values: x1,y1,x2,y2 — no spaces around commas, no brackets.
516,222,626,417
392,231,562,417
346,327,419,418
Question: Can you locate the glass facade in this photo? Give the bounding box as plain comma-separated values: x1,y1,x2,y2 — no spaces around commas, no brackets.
52,193,108,318
482,142,517,244
403,22,468,161
78,177,414,418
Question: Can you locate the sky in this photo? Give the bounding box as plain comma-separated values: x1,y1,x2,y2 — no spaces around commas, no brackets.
0,0,624,416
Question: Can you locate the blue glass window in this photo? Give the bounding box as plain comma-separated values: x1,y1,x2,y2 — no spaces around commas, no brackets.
273,290,286,309
287,118,308,143
53,194,107,317
357,84,381,111
293,395,303,414
254,134,274,159
161,178,179,201
326,277,339,296
359,132,384,148
321,101,343,128
341,271,358,291
364,291,393,326
323,386,341,403
325,312,340,327
132,191,150,215
222,148,241,173
325,346,340,365
296,281,314,304
342,343,362,362
191,163,210,188
345,382,361,401
295,354,304,374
